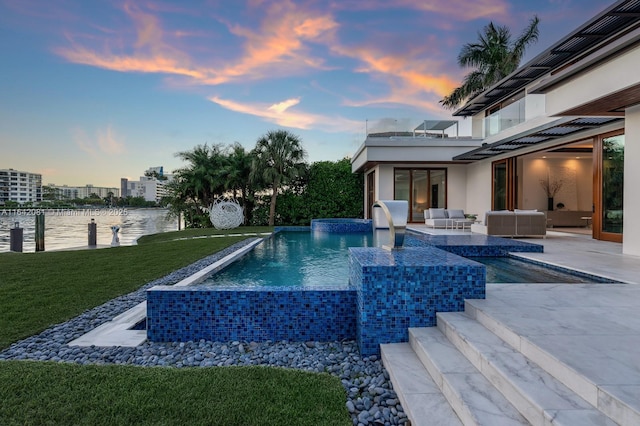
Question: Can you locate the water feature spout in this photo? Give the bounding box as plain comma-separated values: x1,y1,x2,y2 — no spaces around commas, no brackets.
372,200,408,250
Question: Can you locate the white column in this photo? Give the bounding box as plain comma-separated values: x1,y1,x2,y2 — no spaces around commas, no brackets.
623,104,640,256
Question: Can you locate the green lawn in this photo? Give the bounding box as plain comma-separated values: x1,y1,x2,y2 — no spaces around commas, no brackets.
136,226,274,244
0,234,253,349
0,362,350,426
0,227,350,425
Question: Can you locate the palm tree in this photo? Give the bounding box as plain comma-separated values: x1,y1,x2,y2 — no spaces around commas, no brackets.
223,143,255,224
170,144,228,227
440,16,540,110
251,130,307,226
174,144,226,209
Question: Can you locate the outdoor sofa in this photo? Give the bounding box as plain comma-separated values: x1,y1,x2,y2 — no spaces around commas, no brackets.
546,210,592,227
424,208,474,229
470,210,546,238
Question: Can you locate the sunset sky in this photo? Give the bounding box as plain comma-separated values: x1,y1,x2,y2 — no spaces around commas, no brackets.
1,0,613,187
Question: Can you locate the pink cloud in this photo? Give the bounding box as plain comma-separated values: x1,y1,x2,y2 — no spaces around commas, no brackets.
210,96,361,133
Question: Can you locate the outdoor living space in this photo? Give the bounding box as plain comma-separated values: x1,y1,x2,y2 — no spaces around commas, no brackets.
382,226,640,425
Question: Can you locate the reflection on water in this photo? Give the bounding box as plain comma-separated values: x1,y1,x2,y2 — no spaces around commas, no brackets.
199,231,378,288
0,208,178,252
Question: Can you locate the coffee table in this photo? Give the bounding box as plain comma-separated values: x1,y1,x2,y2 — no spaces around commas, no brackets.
454,219,473,231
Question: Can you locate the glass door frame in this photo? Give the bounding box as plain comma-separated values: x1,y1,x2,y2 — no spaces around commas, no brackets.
393,168,447,223
491,158,516,211
366,171,375,220
593,130,624,243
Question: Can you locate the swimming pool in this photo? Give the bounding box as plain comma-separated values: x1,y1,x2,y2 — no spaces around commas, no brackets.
196,231,376,287
194,231,608,286
473,256,614,283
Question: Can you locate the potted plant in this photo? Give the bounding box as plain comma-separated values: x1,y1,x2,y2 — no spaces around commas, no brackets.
539,177,563,211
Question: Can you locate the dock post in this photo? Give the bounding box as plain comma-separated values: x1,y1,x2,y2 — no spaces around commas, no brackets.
10,221,23,252
35,212,45,252
88,218,97,246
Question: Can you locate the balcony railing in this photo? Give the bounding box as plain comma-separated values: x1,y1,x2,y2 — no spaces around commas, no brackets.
484,97,526,137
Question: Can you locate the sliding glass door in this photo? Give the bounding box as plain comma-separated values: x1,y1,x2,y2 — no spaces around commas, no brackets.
394,168,446,222
594,131,624,242
492,158,516,211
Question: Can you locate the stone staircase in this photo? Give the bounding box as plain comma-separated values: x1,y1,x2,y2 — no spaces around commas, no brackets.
381,298,636,425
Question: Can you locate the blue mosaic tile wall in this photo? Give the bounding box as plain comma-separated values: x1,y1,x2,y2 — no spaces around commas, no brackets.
147,286,356,342
405,233,543,256
311,218,373,233
350,247,486,356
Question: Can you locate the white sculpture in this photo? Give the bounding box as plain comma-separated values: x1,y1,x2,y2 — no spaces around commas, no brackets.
110,225,120,247
209,197,244,229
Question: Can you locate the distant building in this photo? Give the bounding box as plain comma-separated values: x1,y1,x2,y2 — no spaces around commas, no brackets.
121,166,173,202
0,168,43,205
47,184,119,200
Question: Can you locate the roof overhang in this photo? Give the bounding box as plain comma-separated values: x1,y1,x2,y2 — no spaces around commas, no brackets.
453,0,640,117
351,136,481,173
452,117,623,161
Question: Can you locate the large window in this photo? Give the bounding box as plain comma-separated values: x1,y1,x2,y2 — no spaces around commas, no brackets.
492,158,516,211
597,133,624,239
394,168,446,222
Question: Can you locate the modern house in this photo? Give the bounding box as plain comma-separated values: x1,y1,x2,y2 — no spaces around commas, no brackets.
0,168,42,205
352,0,640,256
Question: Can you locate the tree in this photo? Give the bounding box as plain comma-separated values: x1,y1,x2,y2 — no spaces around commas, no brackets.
223,143,256,224
174,144,227,210
251,130,307,226
440,16,540,110
145,170,168,181
305,158,363,219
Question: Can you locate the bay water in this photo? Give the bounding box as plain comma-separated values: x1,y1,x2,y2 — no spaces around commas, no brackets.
0,208,179,252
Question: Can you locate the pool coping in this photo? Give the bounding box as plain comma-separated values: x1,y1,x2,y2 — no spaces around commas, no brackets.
68,229,619,348
68,236,267,347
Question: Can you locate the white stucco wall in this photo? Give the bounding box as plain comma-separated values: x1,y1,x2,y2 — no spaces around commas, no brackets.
446,165,468,210
623,104,640,256
520,157,592,211
465,161,492,219
471,115,484,139
546,45,640,116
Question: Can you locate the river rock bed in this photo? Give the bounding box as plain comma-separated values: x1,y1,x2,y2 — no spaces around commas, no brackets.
0,239,408,426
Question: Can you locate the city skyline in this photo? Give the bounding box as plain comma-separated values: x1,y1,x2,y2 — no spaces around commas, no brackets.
1,0,613,187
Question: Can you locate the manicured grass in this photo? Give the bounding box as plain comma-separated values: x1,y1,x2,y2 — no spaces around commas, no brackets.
0,236,247,349
137,226,274,245
0,227,350,425
0,361,350,426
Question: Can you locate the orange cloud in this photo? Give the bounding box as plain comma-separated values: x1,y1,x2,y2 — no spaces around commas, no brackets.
54,0,337,86
210,96,361,133
331,0,509,21
220,1,338,81
330,42,460,113
397,0,509,21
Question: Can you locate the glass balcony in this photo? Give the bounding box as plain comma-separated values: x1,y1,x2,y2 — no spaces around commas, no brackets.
484,97,526,137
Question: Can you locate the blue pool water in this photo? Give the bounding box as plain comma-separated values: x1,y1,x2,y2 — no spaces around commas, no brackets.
197,231,609,287
199,231,376,287
472,257,611,283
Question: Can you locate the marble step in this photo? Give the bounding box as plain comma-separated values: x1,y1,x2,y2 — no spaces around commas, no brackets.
380,343,463,426
464,298,640,426
409,327,529,425
436,312,617,426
